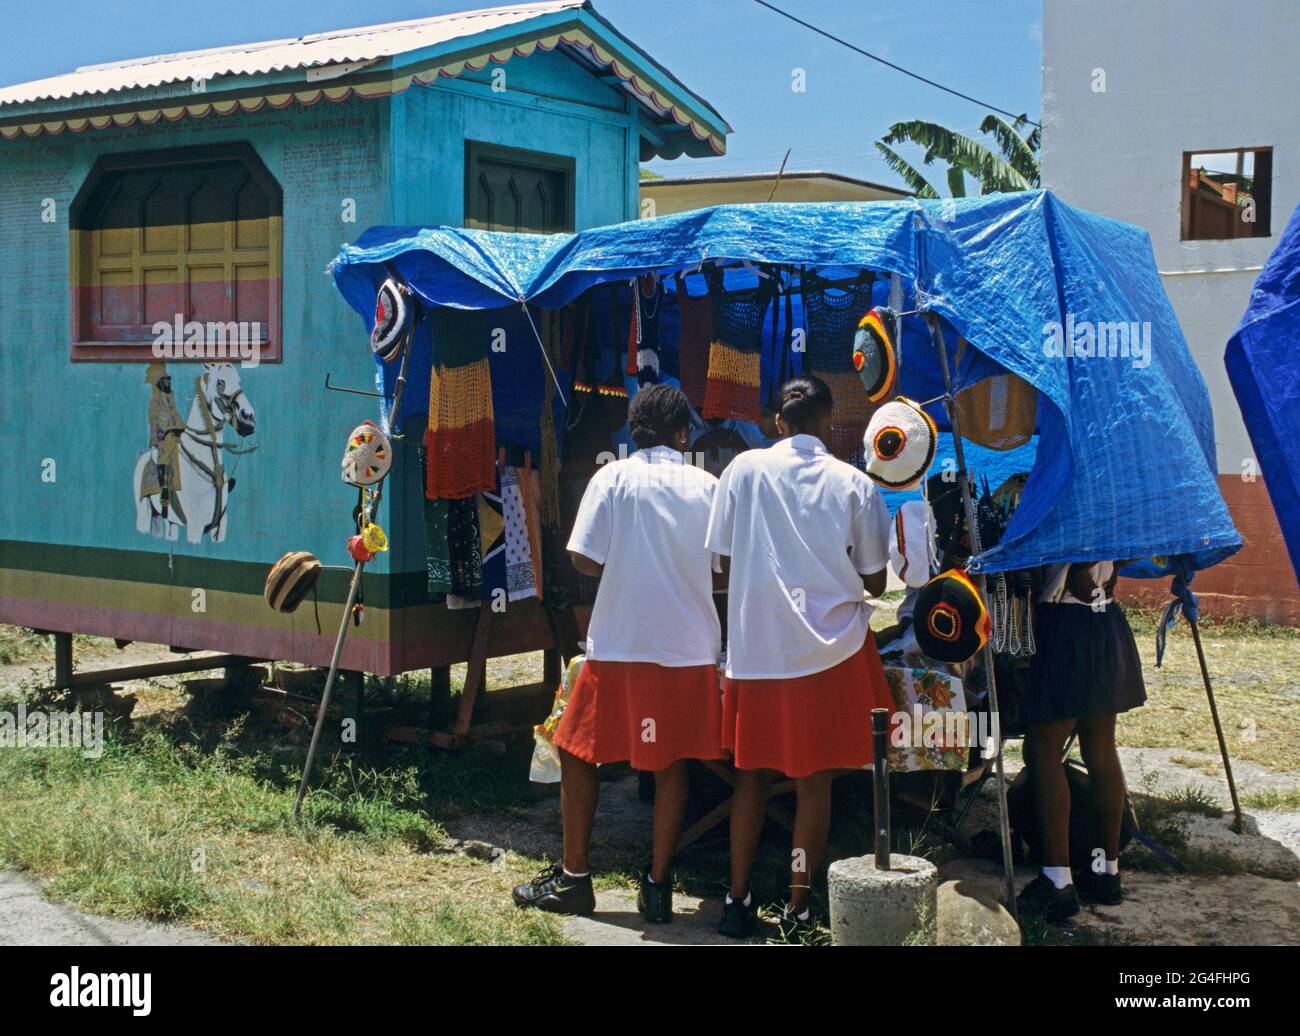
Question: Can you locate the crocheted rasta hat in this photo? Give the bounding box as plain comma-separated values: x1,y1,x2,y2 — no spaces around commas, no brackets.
852,306,899,403
264,551,322,613
864,396,937,491
341,420,392,487
371,278,410,362
913,568,990,664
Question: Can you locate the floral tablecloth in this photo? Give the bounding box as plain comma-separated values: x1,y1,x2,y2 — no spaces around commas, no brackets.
882,665,969,773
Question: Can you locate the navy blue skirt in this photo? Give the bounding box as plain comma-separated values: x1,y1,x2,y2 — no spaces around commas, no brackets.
1022,602,1146,724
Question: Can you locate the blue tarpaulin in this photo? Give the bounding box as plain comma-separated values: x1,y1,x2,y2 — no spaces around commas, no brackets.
1226,202,1300,587
332,191,1240,575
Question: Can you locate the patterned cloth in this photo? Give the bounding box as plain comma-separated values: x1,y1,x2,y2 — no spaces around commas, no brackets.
446,495,483,606
882,665,970,773
501,465,538,602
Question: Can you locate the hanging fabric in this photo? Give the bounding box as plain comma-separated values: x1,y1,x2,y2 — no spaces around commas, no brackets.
501,464,539,602
425,308,496,500
804,271,877,464
702,264,775,424
676,272,713,408
626,274,664,387
953,340,1038,451
446,494,484,607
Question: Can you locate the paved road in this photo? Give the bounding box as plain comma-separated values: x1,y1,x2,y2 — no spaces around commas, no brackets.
0,870,223,946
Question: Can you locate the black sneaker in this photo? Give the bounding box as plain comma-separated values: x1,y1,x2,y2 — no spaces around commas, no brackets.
637,869,673,924
511,864,596,915
718,892,756,939
774,902,820,943
1016,874,1080,923
1075,869,1123,906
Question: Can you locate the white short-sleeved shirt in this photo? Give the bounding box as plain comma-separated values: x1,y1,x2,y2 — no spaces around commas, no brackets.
706,434,891,680
568,445,721,667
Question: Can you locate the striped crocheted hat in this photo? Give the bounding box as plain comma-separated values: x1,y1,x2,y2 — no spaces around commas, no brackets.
864,396,938,491
371,278,410,363
264,551,322,614
852,306,899,403
341,420,392,487
913,568,990,664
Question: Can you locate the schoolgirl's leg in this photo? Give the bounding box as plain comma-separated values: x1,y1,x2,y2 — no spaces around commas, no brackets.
1075,713,1124,861
650,759,690,884
559,747,599,875
728,767,777,900
790,770,834,913
1023,719,1077,868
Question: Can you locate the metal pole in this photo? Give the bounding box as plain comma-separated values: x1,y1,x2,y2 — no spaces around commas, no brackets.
926,313,1019,922
1188,618,1244,833
871,707,891,869
293,311,418,822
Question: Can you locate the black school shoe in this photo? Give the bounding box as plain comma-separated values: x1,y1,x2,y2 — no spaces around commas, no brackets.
511,864,596,915
637,869,673,924
1016,874,1080,923
1075,869,1123,906
717,892,756,939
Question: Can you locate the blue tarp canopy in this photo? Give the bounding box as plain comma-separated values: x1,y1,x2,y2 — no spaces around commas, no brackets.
332,191,1240,575
1226,202,1300,586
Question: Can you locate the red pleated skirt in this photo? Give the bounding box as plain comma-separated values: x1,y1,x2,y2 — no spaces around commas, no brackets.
553,659,725,772
722,634,892,778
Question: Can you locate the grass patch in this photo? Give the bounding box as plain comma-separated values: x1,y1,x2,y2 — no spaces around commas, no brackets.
1241,787,1300,811
0,711,566,944
1115,608,1300,773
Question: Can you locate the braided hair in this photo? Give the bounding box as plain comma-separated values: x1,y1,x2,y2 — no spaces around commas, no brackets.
777,375,833,435
628,384,691,449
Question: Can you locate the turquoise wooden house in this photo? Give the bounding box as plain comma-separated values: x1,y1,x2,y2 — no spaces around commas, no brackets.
0,1,727,682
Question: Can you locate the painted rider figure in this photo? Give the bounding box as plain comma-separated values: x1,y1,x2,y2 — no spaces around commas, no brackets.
142,361,186,521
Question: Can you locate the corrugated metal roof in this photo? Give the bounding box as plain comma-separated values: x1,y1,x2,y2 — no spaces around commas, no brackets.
0,1,583,107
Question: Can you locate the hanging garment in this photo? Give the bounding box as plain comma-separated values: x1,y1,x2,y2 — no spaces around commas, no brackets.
517,462,545,600
423,438,453,598
502,465,539,602
953,342,1039,451
625,274,664,386
676,272,714,408
425,308,496,499
702,264,775,424
479,460,539,604
446,495,484,606
805,273,878,464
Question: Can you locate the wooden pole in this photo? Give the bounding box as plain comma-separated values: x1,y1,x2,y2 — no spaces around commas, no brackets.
294,309,417,821
1188,618,1244,833
926,312,1019,923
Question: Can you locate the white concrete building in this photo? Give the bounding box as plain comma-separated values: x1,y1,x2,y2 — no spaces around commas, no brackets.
1041,0,1299,621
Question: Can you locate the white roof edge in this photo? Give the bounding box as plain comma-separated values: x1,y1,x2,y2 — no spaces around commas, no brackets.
0,1,585,108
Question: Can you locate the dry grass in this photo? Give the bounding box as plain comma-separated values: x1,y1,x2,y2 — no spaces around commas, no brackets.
1116,608,1300,773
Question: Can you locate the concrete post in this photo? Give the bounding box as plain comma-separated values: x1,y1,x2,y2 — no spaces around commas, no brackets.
828,854,938,946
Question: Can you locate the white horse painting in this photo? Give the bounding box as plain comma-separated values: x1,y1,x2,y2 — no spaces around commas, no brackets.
134,363,257,544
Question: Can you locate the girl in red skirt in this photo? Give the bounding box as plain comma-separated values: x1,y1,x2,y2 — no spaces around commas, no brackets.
705,375,893,936
512,385,723,923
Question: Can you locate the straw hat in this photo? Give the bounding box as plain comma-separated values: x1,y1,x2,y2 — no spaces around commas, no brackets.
913,568,990,664
852,306,899,403
864,397,937,490
370,278,409,362
341,420,392,486
264,551,322,613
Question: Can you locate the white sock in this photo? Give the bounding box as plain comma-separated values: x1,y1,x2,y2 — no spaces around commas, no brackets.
1103,858,1119,876
563,868,588,879
1042,866,1073,890
726,891,752,907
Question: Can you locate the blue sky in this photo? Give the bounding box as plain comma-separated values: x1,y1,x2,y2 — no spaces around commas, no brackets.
0,0,1043,188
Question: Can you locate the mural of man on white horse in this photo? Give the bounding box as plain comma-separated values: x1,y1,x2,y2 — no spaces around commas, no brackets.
134,362,257,544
